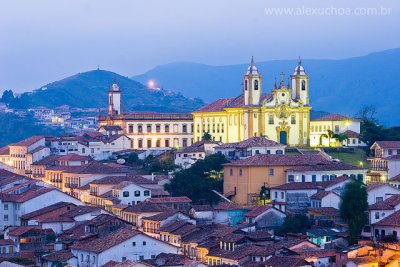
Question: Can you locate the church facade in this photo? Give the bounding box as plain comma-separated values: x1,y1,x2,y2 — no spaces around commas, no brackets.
192,58,311,146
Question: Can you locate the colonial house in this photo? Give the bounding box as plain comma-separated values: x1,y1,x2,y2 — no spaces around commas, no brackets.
214,136,286,161
213,202,249,226
270,175,351,213
99,82,194,150
142,211,195,239
0,183,83,231
310,114,365,147
372,210,400,241
174,141,220,169
368,141,400,184
366,183,400,205
244,205,286,231
223,154,357,205
159,221,197,247
121,202,171,227
0,136,50,176
70,227,179,266
0,169,30,191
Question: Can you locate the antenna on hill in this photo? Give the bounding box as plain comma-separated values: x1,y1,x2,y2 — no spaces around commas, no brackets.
97,65,100,70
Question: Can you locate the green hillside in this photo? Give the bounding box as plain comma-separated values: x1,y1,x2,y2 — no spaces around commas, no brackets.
9,70,204,113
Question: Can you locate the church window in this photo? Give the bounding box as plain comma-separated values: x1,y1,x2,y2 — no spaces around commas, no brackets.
128,125,133,133
254,113,257,118
212,124,215,133
197,124,200,133
165,139,170,147
291,115,296,124
221,124,224,133
156,124,161,133
310,126,314,132
217,124,220,133
244,80,248,91
183,139,188,147
268,115,274,125
182,124,187,133
147,124,152,133
165,124,170,133
319,125,322,132
301,80,306,91
323,125,326,132
254,80,259,90
147,139,152,148
138,125,143,133
156,139,161,147
202,124,205,132
191,124,194,133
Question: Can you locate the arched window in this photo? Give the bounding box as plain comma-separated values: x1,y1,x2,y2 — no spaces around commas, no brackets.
244,80,248,91
254,80,259,90
301,80,306,91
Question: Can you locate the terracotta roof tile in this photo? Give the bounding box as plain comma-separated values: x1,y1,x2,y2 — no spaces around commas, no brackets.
272,175,350,190
223,154,329,167
313,114,355,122
368,194,400,210
264,256,309,267
195,94,272,113
217,137,285,149
245,205,273,218
71,227,140,253
374,210,400,227
310,191,334,200
213,202,245,211
375,141,400,149
57,153,92,162
145,196,192,204
42,250,74,262
307,207,340,217
123,202,171,213
345,130,360,138
9,136,44,147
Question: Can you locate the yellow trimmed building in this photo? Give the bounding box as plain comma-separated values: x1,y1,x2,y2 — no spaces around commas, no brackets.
192,58,311,147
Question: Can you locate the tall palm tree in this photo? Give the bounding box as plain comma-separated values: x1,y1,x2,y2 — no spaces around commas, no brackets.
320,129,341,147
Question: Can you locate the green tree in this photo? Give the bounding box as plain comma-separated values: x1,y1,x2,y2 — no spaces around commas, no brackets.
1,89,14,104
127,152,139,164
339,179,368,244
202,132,212,141
320,129,340,147
276,214,309,235
164,154,228,204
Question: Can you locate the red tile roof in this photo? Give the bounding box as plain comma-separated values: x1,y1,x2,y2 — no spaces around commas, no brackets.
307,207,340,217
310,191,333,200
71,227,141,253
245,205,274,218
0,186,53,203
7,226,42,237
272,175,350,190
57,153,92,162
263,256,309,267
213,202,245,211
313,114,354,122
91,175,155,185
374,141,400,149
217,137,285,149
373,210,400,227
195,94,272,112
9,136,44,147
20,202,76,220
123,202,171,213
143,211,181,222
42,250,74,262
145,196,192,204
0,146,9,155
0,239,14,245
286,161,363,172
345,130,360,138
366,182,391,192
47,161,125,174
177,141,218,153
223,154,329,167
368,194,400,210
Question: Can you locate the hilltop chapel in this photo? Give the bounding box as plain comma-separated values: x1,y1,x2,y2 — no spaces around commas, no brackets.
192,58,311,146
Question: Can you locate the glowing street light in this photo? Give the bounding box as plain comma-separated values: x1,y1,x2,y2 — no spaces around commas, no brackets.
147,80,156,89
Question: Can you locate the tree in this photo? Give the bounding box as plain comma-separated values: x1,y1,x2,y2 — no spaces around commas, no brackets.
276,214,309,235
202,132,212,141
356,105,378,123
164,154,228,204
339,179,368,244
127,152,139,164
1,89,14,104
320,129,340,147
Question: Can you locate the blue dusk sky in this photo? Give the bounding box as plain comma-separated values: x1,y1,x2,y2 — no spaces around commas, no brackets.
0,0,399,92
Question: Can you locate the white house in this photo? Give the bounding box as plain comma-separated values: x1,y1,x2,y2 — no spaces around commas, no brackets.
372,210,400,241
174,141,220,169
310,191,341,209
112,181,152,206
368,141,400,184
244,205,286,232
271,175,352,213
71,227,179,266
286,161,366,183
366,183,400,205
214,136,286,161
0,184,83,231
310,114,365,147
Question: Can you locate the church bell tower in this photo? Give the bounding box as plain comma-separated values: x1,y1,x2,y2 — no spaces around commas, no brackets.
243,57,262,106
291,57,309,105
108,81,122,116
